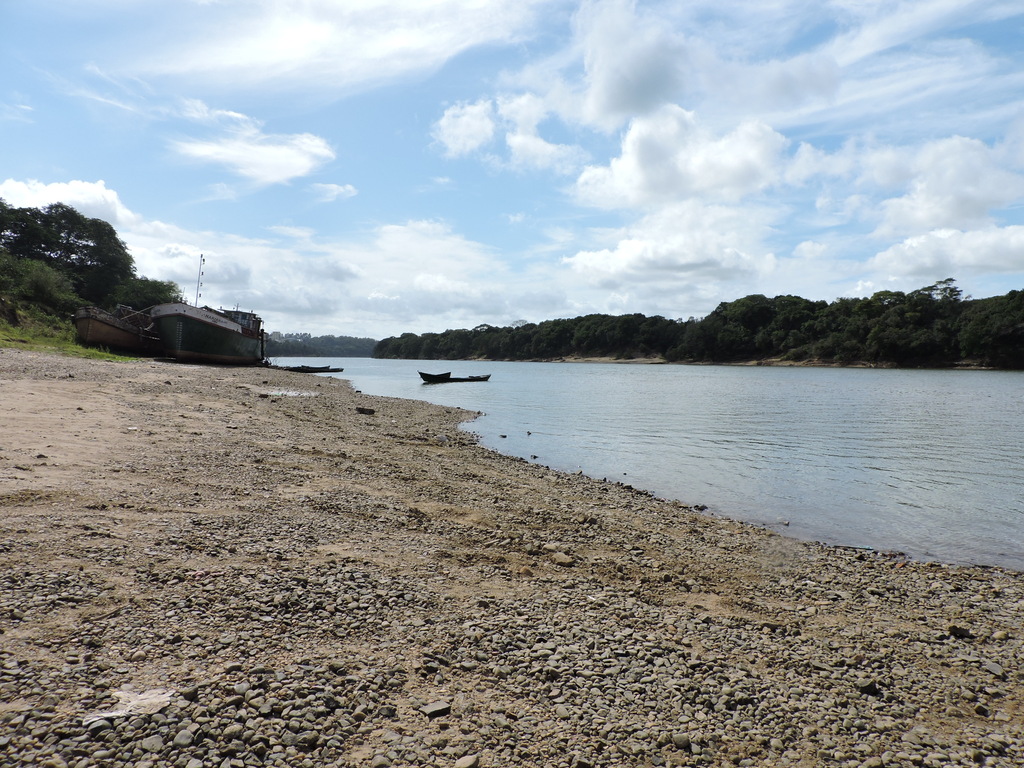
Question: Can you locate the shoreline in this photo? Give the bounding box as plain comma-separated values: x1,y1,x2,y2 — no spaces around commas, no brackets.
1,348,1021,767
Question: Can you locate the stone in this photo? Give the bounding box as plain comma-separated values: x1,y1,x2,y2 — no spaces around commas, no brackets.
550,552,574,567
173,729,195,747
419,701,451,718
85,718,112,734
454,755,480,768
140,735,164,752
982,661,1005,678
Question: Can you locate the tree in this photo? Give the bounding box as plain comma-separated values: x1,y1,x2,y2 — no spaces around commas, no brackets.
110,277,183,308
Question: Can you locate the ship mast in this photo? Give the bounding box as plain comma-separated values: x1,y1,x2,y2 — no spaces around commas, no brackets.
194,254,205,306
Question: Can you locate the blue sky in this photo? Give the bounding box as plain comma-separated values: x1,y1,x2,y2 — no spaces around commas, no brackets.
3,1,1024,339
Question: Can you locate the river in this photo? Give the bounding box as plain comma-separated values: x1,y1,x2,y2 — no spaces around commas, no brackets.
277,357,1024,571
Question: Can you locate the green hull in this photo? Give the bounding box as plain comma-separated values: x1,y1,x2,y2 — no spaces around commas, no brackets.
151,304,264,365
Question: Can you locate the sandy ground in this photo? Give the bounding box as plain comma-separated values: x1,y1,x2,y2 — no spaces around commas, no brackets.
0,348,1021,768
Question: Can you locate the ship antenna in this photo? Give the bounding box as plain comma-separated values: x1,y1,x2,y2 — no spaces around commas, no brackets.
194,254,205,306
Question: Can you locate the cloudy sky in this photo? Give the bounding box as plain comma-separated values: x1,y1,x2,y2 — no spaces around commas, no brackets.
3,1,1024,339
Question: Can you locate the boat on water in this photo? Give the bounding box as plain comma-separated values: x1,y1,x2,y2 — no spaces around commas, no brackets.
419,371,491,383
149,303,266,365
74,305,161,354
277,364,344,373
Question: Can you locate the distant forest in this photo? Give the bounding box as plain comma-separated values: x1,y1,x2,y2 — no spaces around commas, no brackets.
374,279,1024,369
267,332,377,357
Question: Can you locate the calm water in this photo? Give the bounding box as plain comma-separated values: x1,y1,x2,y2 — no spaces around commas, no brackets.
278,357,1024,571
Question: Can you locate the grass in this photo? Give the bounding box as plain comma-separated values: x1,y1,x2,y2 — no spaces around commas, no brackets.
0,307,137,361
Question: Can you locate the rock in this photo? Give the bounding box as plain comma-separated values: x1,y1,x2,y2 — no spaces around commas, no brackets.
982,661,1005,677
948,625,973,639
297,730,320,748
173,729,195,747
856,678,882,696
85,718,112,734
420,701,452,718
550,552,574,567
140,735,164,752
454,755,480,768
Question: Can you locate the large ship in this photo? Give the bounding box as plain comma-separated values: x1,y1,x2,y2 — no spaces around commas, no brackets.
149,303,265,365
74,305,162,354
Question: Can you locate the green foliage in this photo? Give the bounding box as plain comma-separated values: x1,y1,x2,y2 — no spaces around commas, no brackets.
0,198,179,311
110,276,183,308
957,290,1024,369
0,249,80,314
266,333,378,357
374,279,1024,369
0,199,187,355
0,297,134,359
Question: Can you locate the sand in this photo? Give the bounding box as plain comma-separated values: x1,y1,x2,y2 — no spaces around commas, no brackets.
0,348,1021,768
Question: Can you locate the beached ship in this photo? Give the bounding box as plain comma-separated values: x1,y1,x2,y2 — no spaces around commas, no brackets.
149,303,266,365
74,305,161,353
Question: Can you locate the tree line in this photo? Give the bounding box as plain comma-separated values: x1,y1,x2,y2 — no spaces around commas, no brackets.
0,199,181,319
266,332,377,357
374,279,1024,368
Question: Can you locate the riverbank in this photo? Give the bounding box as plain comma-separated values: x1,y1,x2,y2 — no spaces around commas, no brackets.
1,348,1021,768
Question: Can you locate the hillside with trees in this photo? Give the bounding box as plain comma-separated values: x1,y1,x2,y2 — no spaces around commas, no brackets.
0,199,182,324
374,279,1024,369
266,332,377,357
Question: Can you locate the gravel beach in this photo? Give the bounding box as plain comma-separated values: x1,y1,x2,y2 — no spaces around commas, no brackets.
1,348,1021,768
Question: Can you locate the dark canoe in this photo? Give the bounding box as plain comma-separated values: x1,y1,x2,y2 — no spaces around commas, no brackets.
418,371,451,383
419,371,490,383
280,365,344,373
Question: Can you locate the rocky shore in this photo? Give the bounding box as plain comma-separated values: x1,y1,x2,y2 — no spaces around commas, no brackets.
1,349,1021,768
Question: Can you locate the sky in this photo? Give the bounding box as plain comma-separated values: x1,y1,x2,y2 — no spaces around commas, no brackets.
2,1,1024,340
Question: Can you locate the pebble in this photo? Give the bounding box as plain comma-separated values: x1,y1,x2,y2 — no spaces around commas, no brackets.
0,351,1021,768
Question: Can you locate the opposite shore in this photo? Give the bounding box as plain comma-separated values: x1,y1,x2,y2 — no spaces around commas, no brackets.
1,349,1021,768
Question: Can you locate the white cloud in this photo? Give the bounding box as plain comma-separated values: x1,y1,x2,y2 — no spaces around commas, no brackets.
1,101,33,123
495,93,588,174
824,0,1015,68
574,105,788,208
869,226,1024,277
564,200,778,289
433,100,495,157
130,1,549,95
311,183,357,202
0,178,139,227
505,132,588,175
575,0,689,130
176,98,249,125
873,136,1024,237
172,127,335,186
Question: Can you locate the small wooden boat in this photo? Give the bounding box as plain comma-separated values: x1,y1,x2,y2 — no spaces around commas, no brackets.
419,371,490,383
419,371,451,382
279,364,344,373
